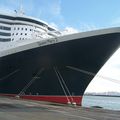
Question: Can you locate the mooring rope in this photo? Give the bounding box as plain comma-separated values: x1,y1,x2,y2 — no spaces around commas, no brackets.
54,67,71,104
17,68,44,97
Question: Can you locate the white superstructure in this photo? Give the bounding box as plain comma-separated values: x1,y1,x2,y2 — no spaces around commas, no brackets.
0,12,60,42
0,11,61,51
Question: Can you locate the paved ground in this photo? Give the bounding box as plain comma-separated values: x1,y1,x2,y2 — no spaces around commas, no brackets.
0,96,120,120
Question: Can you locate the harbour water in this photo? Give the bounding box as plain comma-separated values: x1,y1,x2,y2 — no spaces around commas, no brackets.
82,95,120,111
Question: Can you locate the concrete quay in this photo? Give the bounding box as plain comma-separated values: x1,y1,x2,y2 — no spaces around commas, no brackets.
0,96,120,120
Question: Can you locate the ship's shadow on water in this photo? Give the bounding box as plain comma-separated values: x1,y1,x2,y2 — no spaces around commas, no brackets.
91,106,103,109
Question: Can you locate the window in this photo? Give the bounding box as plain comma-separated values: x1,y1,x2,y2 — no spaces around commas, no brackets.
0,38,11,42
18,28,20,30
25,28,27,31
12,33,14,35
30,29,32,31
22,28,23,30
16,33,18,35
14,27,16,30
0,32,11,36
0,26,11,30
25,33,27,35
21,33,23,35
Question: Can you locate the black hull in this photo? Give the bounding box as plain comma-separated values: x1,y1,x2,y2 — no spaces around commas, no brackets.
0,32,120,105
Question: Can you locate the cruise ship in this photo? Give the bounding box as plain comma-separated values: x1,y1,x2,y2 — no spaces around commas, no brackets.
0,10,120,106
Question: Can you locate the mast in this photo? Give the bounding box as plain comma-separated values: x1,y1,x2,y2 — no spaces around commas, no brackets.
14,0,24,15
17,0,24,15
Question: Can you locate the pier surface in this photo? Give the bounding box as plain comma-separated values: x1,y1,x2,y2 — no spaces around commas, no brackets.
0,96,120,120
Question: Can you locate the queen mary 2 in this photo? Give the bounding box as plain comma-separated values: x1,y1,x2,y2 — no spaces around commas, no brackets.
0,11,120,106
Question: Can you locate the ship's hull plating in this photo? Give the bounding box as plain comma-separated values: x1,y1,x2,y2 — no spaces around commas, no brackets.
0,33,120,105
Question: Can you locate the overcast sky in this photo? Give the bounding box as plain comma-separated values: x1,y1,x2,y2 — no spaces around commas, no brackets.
0,0,120,93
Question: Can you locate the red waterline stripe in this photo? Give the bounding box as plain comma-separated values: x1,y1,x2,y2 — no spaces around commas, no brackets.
0,93,82,105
